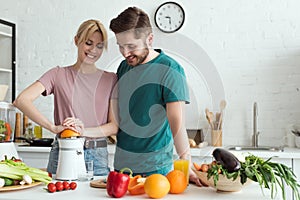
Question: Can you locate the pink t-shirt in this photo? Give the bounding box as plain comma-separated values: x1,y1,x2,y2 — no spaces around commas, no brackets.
38,66,117,129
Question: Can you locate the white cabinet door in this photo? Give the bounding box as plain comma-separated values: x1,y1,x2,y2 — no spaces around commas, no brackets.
293,159,300,183
293,159,300,200
18,151,49,169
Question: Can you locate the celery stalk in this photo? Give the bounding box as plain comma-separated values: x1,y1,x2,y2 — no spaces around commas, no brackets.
0,162,52,184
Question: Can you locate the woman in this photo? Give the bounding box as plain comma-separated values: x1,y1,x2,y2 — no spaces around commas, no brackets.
13,19,118,176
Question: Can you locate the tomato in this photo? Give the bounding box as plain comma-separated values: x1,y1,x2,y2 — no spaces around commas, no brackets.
69,182,77,190
48,172,52,178
55,181,64,191
62,181,70,190
47,183,56,193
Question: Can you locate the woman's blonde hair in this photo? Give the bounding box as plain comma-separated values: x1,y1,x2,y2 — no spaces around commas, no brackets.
76,19,108,49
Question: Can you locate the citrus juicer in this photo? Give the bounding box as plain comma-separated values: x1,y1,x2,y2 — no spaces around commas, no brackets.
56,137,86,180
0,102,18,160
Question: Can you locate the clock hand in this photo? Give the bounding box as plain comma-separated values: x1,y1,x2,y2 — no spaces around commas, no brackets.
165,16,171,25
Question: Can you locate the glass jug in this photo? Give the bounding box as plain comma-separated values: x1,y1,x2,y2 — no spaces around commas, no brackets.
0,102,16,142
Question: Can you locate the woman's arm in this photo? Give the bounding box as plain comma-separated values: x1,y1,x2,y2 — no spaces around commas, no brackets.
77,99,119,138
13,81,63,134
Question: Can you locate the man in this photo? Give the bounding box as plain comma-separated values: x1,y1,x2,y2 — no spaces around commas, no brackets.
110,7,201,185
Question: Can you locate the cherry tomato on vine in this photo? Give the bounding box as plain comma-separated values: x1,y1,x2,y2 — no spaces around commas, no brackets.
69,182,77,190
55,181,64,191
63,181,70,190
47,183,56,193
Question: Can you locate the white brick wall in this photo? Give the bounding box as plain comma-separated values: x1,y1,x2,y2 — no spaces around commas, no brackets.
1,0,300,147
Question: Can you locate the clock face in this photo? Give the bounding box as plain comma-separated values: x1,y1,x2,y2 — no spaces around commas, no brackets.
154,2,185,33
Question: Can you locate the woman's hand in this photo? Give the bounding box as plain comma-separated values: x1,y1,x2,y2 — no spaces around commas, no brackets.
48,124,64,134
62,117,84,134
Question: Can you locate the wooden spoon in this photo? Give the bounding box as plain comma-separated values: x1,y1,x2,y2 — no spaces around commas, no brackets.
205,108,214,130
217,100,227,130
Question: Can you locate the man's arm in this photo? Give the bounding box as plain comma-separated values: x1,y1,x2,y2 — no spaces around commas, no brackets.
166,101,190,159
166,101,202,186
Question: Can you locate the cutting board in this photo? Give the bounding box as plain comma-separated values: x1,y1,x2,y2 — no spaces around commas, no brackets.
0,182,42,192
90,179,106,188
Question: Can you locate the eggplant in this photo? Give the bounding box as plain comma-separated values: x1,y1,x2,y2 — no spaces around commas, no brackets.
212,148,241,172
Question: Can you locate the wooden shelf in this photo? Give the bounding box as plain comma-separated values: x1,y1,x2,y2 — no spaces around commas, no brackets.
0,67,12,73
0,31,12,37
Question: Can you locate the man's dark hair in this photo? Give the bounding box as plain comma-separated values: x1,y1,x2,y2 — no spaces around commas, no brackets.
110,7,152,39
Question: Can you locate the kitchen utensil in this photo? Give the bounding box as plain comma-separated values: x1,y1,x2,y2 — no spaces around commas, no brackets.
215,112,220,129
22,115,28,135
14,112,21,142
56,137,86,180
90,178,107,188
0,142,19,160
0,181,42,192
0,102,16,142
205,108,214,129
211,130,222,147
217,100,226,130
15,137,54,147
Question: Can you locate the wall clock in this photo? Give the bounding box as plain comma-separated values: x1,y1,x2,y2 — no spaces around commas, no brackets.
154,2,185,33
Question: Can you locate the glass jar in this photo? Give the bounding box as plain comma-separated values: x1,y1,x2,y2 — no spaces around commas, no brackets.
0,102,16,142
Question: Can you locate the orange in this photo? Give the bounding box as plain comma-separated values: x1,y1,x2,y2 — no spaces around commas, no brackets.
60,129,80,138
166,170,187,194
144,174,170,199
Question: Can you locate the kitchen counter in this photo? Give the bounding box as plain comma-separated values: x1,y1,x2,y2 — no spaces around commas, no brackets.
0,178,283,200
15,143,300,159
9,144,300,199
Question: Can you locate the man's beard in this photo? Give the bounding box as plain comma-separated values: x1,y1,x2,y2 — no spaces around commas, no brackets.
126,48,149,66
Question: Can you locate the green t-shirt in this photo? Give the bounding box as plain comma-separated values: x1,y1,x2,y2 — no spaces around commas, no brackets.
114,50,190,175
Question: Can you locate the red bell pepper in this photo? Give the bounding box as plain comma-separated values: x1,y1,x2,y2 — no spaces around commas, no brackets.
106,168,133,198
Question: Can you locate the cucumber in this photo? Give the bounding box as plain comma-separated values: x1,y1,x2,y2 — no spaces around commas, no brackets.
212,148,241,172
4,178,13,186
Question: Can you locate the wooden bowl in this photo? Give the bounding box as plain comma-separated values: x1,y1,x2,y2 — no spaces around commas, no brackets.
193,169,251,192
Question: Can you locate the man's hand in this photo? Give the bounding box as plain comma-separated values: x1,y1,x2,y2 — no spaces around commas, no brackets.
189,168,208,187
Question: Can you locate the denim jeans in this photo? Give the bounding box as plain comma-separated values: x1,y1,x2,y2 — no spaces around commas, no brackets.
47,139,110,176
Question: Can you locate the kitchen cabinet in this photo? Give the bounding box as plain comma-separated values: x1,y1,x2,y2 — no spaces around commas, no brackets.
16,145,50,169
293,159,300,200
293,159,300,183
0,19,16,102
